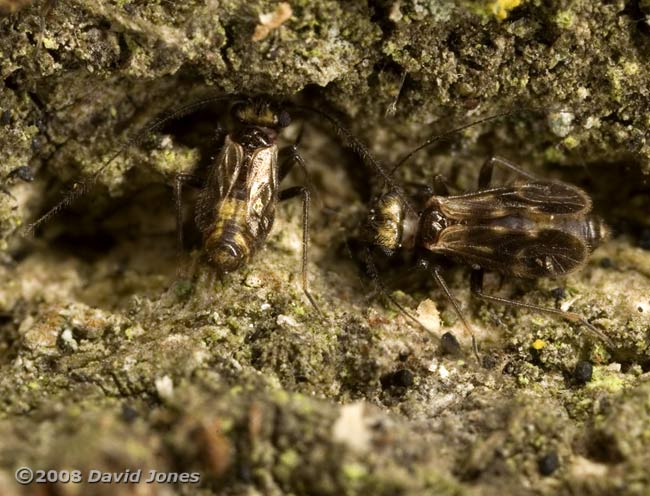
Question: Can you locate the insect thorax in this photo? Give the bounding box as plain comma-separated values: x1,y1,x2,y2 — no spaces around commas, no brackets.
417,205,448,248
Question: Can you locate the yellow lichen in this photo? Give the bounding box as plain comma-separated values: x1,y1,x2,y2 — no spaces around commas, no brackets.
490,0,523,20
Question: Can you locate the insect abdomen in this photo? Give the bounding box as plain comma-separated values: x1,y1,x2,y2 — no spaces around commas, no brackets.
582,215,609,251
203,198,255,274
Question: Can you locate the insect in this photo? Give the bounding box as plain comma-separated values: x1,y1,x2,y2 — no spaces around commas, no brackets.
27,95,399,313
363,154,613,359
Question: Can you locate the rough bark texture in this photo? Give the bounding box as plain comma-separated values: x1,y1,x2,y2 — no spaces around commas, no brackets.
1,1,650,495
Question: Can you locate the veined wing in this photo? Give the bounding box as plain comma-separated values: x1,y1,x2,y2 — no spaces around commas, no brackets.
434,181,592,220
432,225,588,278
216,137,245,199
195,137,245,233
245,144,279,239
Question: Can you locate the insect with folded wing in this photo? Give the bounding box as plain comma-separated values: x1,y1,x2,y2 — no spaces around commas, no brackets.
28,95,397,314
363,154,612,359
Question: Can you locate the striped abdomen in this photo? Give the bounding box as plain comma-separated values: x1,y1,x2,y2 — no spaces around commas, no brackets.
196,135,279,275
203,198,258,274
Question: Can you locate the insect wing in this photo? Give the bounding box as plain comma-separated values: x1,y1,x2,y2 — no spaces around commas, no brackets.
196,137,245,232
434,225,588,278
435,181,592,220
216,137,245,199
245,145,279,239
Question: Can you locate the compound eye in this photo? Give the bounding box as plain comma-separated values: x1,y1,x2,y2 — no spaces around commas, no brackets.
277,110,291,128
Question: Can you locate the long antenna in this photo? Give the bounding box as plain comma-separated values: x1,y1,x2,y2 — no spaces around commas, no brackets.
388,110,517,176
25,94,239,234
287,103,416,214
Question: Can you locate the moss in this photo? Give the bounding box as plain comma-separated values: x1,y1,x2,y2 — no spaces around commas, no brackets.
555,9,576,29
586,366,627,394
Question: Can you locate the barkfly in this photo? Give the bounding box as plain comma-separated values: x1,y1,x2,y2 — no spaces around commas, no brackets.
26,94,399,314
363,138,613,360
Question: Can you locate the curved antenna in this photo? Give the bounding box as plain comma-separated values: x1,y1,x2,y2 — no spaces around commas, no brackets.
25,94,240,234
286,103,416,213
388,110,516,176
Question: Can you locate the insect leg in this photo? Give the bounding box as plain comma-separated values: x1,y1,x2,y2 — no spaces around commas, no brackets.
279,144,301,180
400,175,452,202
278,125,321,200
400,175,454,209
362,247,438,339
419,260,480,363
433,175,453,196
278,185,324,318
470,269,614,347
398,182,436,209
478,156,539,188
277,128,328,316
278,126,317,192
173,173,204,253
